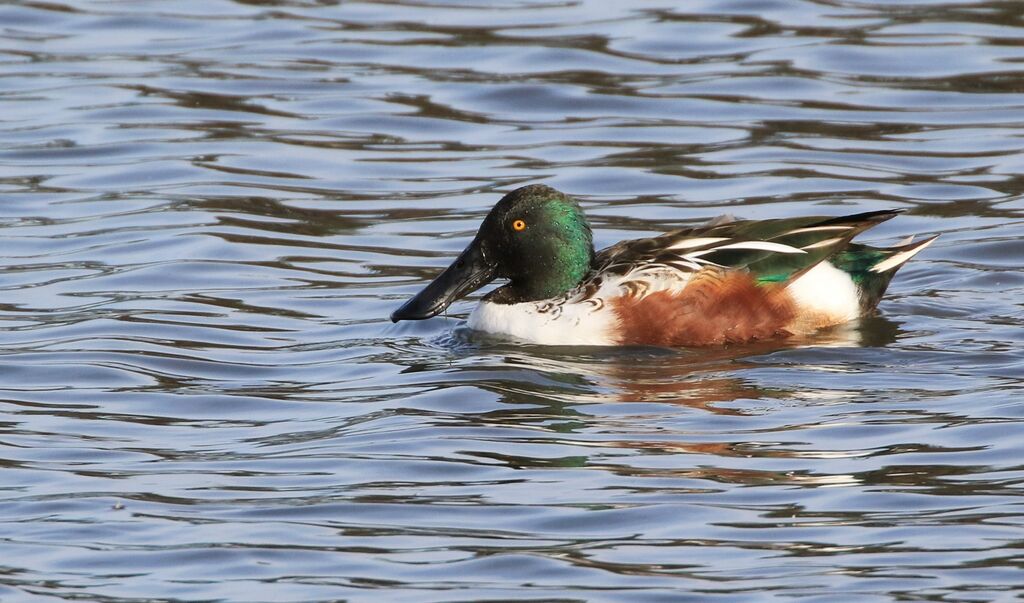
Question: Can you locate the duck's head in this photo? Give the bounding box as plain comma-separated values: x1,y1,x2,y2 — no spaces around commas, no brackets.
391,184,594,322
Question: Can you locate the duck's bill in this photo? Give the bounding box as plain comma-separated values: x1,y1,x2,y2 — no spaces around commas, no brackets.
391,241,497,322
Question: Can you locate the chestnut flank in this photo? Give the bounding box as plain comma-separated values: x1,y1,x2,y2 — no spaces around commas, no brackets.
611,270,796,346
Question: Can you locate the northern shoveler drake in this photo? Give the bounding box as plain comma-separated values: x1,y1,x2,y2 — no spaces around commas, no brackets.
391,184,937,346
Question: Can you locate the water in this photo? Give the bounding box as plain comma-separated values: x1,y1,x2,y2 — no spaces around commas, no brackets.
1,1,1023,601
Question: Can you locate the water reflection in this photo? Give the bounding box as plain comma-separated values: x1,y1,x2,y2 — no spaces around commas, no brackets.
0,0,1021,600
421,317,898,410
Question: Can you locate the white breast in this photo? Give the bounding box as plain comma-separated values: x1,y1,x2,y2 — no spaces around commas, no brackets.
466,269,693,346
467,299,617,345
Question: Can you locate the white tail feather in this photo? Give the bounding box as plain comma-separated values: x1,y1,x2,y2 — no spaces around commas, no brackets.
869,236,938,273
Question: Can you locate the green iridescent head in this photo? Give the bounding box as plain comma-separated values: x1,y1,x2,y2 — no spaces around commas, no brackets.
391,185,595,321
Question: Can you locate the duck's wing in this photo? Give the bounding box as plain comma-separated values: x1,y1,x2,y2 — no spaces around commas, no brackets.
592,209,903,284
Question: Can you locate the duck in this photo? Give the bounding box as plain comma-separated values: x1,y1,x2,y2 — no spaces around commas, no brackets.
390,184,937,346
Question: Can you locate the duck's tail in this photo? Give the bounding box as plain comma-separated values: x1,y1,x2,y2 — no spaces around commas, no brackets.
832,234,939,311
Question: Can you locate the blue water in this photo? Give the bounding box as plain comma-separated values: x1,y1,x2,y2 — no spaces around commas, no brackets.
1,1,1023,601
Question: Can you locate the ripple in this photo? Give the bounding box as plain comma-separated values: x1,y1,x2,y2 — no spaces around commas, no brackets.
0,0,1021,601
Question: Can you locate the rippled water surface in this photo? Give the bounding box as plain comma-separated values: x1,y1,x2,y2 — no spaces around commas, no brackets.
2,1,1023,601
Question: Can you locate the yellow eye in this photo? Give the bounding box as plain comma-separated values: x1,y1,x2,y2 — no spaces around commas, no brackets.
512,219,527,232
